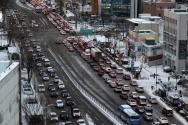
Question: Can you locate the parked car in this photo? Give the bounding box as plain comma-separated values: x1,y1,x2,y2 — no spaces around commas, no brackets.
129,80,138,86
60,110,69,120
120,91,128,99
157,117,169,124
114,86,122,92
127,99,137,106
38,84,45,92
123,73,131,80
135,86,144,92
56,99,64,108
135,105,145,113
50,112,58,122
163,66,171,73
122,84,130,91
148,97,158,104
151,121,160,125
116,79,124,86
143,112,153,121
162,107,173,116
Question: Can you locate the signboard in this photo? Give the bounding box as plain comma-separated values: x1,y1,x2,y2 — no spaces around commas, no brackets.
80,28,93,34
178,40,187,59
79,5,92,12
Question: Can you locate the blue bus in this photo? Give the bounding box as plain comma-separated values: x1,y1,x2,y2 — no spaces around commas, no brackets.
118,105,140,125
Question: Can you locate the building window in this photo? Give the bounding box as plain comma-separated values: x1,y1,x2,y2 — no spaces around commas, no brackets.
160,7,162,9
88,0,91,4
148,6,150,10
159,13,161,17
187,30,188,36
138,47,141,51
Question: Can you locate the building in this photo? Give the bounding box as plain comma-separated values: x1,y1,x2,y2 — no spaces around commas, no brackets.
99,0,138,17
163,9,188,73
142,0,175,19
126,18,159,35
0,48,20,125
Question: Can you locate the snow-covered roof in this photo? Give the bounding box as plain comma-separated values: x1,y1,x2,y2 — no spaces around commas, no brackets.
127,18,157,24
0,62,18,80
8,47,19,54
64,10,74,17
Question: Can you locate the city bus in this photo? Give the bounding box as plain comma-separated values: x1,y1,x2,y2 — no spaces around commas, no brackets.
118,105,140,125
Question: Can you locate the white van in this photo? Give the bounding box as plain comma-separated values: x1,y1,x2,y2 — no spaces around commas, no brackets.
36,46,41,52
44,58,50,66
116,67,123,74
38,84,45,92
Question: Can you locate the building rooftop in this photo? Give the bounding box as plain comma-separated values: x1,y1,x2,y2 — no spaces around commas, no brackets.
127,18,157,24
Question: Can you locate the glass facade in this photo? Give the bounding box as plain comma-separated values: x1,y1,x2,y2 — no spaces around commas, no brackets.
101,0,130,17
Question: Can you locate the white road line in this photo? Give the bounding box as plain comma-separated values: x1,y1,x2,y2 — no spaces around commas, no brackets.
16,0,31,10
94,116,98,120
39,18,45,26
42,18,49,25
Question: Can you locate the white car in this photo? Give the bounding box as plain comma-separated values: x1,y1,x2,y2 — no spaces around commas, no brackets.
77,119,86,125
157,117,169,124
135,86,144,92
116,67,123,74
50,112,58,121
127,99,137,106
122,85,130,91
56,99,64,108
54,76,60,83
38,84,45,92
58,81,65,89
148,97,158,104
102,74,109,80
47,67,53,72
42,74,49,81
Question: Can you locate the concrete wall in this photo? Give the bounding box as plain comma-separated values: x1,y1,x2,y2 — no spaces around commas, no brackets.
135,23,159,33
0,63,19,125
129,31,159,43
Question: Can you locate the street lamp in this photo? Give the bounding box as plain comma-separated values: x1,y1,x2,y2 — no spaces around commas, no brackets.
43,104,54,124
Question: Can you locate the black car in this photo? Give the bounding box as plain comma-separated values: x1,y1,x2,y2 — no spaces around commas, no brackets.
50,89,58,97
61,90,69,98
66,97,75,105
60,110,69,120
90,62,97,68
39,70,45,76
135,105,145,113
48,84,55,90
50,70,57,77
37,52,44,57
98,70,104,76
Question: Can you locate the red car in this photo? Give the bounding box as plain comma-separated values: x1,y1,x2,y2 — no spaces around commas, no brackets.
55,40,62,44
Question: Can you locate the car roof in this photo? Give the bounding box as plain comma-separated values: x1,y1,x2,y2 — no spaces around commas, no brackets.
165,107,172,110
50,112,57,115
145,112,152,115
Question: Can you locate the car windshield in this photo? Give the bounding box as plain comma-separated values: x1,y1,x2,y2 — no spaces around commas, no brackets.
131,116,139,119
51,115,57,117
152,98,156,100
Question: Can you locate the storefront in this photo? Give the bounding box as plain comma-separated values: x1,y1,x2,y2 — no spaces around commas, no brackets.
163,51,176,71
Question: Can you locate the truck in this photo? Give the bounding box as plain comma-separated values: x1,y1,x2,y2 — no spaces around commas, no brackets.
90,48,102,61
81,52,90,61
71,105,80,117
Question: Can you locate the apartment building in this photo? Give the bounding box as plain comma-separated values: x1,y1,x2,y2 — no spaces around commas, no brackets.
142,0,175,19
163,9,188,73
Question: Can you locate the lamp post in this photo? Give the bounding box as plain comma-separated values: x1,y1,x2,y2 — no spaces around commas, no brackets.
43,104,54,125
156,59,158,91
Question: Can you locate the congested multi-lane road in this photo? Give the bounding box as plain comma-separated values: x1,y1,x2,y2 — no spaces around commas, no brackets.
13,1,183,125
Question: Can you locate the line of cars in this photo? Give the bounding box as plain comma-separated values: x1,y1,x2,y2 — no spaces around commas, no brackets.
61,38,175,125
25,36,86,125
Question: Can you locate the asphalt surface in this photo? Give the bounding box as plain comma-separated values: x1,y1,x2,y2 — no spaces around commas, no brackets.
13,1,183,125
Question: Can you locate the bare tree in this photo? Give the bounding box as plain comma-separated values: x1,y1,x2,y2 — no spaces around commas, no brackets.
22,96,46,125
